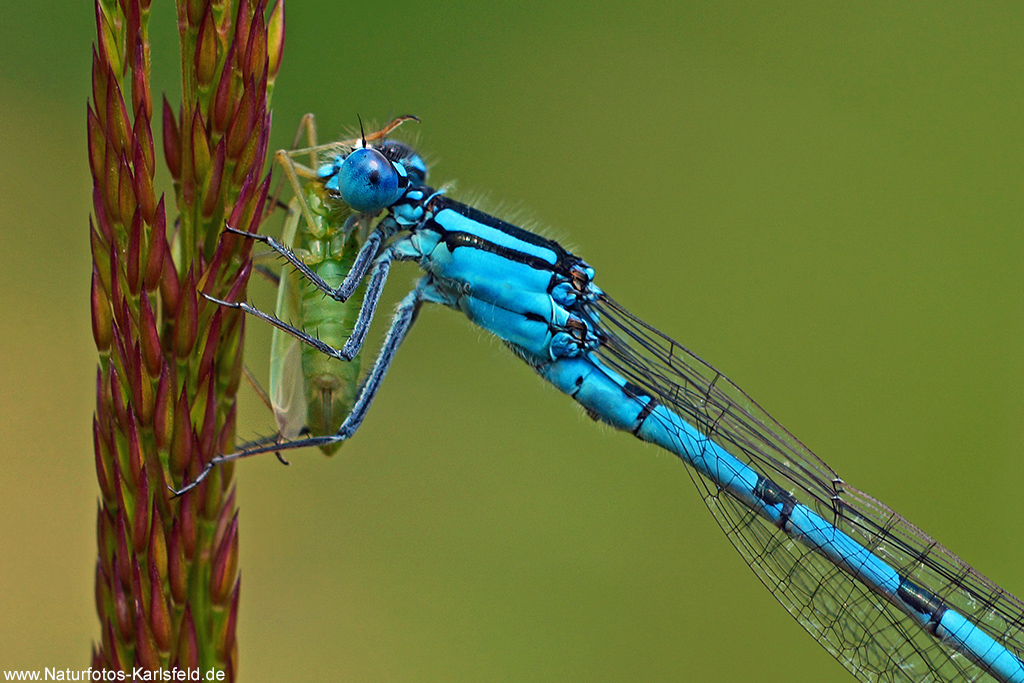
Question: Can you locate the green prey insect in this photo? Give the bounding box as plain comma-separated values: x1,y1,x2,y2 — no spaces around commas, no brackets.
253,115,421,454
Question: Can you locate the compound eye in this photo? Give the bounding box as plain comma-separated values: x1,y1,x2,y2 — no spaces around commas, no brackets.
338,147,402,212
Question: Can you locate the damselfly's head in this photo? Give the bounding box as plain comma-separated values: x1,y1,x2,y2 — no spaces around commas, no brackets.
317,139,427,214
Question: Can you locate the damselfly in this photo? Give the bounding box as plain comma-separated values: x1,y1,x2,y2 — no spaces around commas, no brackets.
188,126,1024,682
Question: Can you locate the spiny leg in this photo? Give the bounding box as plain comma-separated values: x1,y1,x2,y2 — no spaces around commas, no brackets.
202,244,399,362
203,294,354,363
224,220,393,304
339,251,397,360
172,286,426,495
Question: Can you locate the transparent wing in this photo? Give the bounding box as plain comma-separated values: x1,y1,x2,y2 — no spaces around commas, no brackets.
592,293,1024,682
268,201,308,439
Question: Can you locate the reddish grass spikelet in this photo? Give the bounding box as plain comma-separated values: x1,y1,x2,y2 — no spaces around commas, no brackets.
210,511,238,605
162,97,181,181
194,7,218,89
91,263,114,352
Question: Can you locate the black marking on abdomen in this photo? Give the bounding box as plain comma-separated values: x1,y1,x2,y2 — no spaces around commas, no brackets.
439,230,567,276
754,476,796,529
435,197,570,256
898,576,947,635
428,199,581,278
623,382,658,436
569,373,585,398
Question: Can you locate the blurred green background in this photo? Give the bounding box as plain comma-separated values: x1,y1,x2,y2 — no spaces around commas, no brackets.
2,1,1022,680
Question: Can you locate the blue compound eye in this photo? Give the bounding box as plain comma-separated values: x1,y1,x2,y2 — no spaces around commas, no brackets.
338,147,404,213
